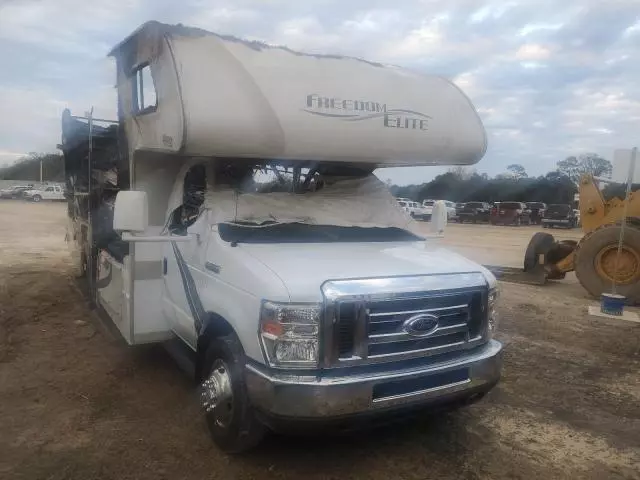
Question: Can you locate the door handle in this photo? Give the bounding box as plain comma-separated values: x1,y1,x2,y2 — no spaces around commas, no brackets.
205,262,221,274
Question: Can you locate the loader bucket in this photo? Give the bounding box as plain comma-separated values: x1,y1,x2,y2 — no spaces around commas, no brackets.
524,232,577,280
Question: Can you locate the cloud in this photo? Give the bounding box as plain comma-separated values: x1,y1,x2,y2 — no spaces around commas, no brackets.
1,0,640,187
515,44,551,61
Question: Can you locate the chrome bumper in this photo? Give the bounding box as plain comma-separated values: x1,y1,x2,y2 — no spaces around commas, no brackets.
245,340,502,419
542,218,569,223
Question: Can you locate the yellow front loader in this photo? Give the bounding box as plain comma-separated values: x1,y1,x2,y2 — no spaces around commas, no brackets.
524,174,640,303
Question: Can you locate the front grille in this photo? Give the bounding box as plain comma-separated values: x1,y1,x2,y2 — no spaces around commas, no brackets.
326,286,487,366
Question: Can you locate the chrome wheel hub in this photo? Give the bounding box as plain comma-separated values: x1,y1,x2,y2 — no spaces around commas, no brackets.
201,360,234,428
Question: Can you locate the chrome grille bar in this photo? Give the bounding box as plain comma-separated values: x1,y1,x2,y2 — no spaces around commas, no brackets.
368,304,469,319
321,274,488,368
368,323,468,344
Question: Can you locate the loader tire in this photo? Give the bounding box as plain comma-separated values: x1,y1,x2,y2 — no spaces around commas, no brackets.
574,224,640,304
524,232,556,271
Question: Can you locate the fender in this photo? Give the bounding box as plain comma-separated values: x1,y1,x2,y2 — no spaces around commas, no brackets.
195,312,234,381
170,241,234,380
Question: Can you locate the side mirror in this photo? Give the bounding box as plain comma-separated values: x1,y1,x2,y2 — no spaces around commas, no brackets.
430,200,448,234
113,191,148,233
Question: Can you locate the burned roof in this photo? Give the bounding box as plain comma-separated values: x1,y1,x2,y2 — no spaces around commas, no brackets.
108,20,384,68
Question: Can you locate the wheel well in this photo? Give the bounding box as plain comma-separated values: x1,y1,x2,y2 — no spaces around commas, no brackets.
195,312,235,381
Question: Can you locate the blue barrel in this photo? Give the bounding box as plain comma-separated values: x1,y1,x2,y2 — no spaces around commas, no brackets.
600,293,626,316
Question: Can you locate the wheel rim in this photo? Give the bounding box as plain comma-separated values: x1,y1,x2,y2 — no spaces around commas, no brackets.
201,359,234,428
595,245,640,285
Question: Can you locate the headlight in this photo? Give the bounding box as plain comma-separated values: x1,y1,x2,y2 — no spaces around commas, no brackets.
260,301,321,368
488,287,500,336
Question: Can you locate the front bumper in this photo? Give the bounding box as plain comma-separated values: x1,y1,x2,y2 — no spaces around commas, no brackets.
245,339,502,421
542,218,570,224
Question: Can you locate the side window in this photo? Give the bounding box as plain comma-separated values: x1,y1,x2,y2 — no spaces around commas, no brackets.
169,165,206,234
45,186,54,192
132,64,157,114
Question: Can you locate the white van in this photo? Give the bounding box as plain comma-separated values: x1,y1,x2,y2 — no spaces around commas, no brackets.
63,21,502,452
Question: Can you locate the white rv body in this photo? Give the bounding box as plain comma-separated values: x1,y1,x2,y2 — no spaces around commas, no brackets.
62,22,502,452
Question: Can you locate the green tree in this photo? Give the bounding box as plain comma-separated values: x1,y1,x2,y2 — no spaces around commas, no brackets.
0,152,64,182
506,164,527,179
557,154,612,183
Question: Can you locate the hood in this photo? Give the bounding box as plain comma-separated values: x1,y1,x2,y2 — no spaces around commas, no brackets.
239,241,494,302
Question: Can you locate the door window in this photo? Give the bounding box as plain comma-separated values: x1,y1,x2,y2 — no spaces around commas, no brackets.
169,164,206,234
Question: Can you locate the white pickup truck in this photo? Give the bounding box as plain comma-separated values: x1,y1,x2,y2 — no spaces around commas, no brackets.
396,199,429,220
63,21,502,453
23,184,65,202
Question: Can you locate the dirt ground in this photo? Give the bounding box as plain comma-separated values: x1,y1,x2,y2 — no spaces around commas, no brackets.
1,201,639,480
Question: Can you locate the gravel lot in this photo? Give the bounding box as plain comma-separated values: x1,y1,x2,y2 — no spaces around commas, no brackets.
1,201,639,480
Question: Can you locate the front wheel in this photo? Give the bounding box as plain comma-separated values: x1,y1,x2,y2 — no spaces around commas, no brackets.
201,333,266,453
32,195,42,202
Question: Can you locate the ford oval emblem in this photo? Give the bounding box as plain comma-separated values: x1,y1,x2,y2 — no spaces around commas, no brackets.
403,314,439,337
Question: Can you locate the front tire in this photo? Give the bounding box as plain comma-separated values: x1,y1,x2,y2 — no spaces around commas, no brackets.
201,333,266,453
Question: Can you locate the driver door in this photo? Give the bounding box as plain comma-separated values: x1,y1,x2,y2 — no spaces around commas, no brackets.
162,164,209,347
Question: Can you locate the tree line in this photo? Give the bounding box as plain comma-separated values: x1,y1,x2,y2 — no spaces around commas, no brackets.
389,153,615,205
0,152,65,182
2,151,632,204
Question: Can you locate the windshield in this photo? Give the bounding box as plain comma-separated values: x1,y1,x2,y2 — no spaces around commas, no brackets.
218,223,423,244
527,202,545,209
423,200,435,206
466,202,484,208
200,165,415,240
546,204,571,214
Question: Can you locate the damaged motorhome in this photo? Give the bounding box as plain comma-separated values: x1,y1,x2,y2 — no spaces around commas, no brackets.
62,21,502,452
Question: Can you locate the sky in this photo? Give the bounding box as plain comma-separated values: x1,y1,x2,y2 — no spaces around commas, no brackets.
1,0,639,185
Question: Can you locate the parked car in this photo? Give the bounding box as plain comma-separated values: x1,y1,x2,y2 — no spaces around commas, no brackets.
422,199,456,220
443,201,457,219
396,199,425,219
457,201,491,223
403,201,430,220
421,199,435,220
23,184,65,202
0,184,34,199
413,201,433,220
396,199,411,214
525,202,546,225
542,204,577,228
490,201,531,225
